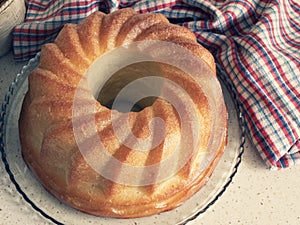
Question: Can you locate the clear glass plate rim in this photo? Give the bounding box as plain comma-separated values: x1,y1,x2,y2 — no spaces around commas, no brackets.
0,53,246,225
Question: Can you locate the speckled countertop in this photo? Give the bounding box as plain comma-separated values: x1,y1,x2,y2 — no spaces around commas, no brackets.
0,51,300,225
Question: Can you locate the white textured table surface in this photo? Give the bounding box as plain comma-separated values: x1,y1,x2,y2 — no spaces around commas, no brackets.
0,52,300,225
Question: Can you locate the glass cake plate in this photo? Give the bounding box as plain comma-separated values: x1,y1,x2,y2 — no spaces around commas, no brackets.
0,54,246,225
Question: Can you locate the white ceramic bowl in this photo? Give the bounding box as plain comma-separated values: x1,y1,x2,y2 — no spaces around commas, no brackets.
0,0,25,57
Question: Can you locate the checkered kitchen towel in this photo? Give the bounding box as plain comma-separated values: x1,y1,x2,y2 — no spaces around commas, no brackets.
12,0,300,169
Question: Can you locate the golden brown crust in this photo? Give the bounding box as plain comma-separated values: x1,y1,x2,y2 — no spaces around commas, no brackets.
19,8,227,218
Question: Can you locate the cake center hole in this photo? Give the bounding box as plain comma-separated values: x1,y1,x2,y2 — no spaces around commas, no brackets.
97,62,163,113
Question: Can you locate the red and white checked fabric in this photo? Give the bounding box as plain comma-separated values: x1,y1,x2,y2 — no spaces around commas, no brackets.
12,0,300,169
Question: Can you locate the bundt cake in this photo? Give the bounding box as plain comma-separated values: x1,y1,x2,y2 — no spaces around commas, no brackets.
19,8,228,218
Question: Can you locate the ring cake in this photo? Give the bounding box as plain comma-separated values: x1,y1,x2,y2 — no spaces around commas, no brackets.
19,8,227,218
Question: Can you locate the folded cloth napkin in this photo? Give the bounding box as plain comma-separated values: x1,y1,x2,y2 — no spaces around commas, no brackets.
12,0,300,169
